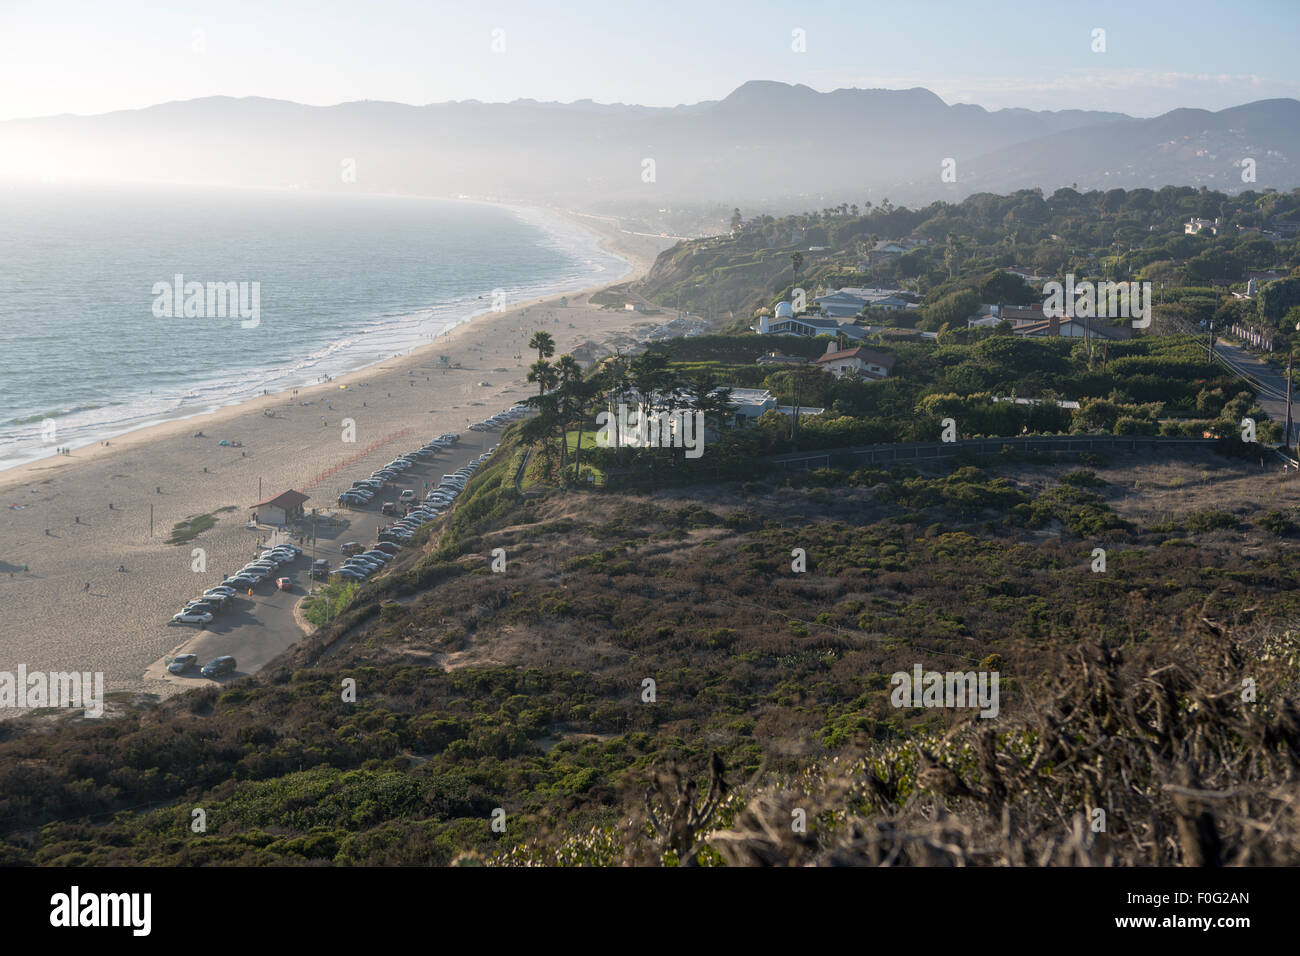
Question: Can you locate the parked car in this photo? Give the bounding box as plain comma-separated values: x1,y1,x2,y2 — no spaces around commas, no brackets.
200,656,237,679
380,502,397,515
171,610,213,625
341,542,364,556
167,654,198,675
311,559,331,580
372,542,399,555
276,577,292,591
399,490,416,503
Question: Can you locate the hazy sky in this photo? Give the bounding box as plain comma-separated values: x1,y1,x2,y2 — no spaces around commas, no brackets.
2,0,1297,121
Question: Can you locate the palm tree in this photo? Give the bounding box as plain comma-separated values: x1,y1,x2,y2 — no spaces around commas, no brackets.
554,355,583,475
528,331,555,365
528,359,558,397
791,251,804,291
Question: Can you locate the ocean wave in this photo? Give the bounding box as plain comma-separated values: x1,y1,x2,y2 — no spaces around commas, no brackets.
0,201,630,472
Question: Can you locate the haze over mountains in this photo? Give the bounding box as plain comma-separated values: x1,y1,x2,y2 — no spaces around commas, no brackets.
3,80,1297,209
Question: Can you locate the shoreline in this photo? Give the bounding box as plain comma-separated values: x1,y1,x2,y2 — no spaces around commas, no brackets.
0,206,654,494
0,197,637,478
0,210,672,711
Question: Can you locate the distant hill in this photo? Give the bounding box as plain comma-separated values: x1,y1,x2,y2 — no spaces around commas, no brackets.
2,81,1296,206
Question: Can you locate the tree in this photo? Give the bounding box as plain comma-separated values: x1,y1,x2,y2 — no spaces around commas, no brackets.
977,270,1036,306
554,355,583,476
528,331,556,364
528,359,558,397
730,208,743,231
791,251,804,290
1260,278,1300,324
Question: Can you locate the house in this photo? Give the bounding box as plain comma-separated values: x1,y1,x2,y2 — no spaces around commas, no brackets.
814,287,915,317
813,341,896,380
725,388,777,425
1013,315,1133,341
252,490,310,527
998,304,1048,324
1185,218,1219,236
968,304,1045,329
754,303,869,343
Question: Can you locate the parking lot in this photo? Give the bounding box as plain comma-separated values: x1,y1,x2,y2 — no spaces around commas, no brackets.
146,412,518,685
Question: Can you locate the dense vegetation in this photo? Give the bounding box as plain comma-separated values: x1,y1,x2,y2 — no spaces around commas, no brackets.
636,186,1300,332
4,435,1299,864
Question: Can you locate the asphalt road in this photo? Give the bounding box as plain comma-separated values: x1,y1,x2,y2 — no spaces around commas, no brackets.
146,426,501,687
1212,339,1297,447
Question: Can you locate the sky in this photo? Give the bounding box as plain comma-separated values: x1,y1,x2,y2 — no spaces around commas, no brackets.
1,0,1297,122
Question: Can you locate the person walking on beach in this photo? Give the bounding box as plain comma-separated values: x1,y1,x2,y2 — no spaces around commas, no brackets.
83,581,90,592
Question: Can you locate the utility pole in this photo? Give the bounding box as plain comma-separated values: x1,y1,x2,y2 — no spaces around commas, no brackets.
149,503,153,538
1287,347,1295,457
309,512,317,597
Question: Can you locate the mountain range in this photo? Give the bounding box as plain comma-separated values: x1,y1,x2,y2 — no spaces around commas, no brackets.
3,80,1297,208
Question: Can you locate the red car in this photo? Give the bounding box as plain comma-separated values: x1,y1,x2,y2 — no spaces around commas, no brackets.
276,577,292,591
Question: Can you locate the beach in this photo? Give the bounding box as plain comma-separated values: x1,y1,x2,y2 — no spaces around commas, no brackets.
0,212,671,709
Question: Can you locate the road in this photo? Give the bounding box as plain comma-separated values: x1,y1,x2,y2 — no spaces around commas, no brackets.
144,425,502,688
1212,339,1296,447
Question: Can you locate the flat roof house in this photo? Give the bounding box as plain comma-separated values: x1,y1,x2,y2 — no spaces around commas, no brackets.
814,287,914,318
754,305,868,343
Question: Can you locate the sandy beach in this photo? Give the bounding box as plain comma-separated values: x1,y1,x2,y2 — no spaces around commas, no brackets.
0,212,672,709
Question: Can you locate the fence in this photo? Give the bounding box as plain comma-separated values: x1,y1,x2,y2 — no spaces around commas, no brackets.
302,427,415,492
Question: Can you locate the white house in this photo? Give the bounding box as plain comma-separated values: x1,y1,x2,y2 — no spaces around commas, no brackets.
754,303,868,343
813,342,896,380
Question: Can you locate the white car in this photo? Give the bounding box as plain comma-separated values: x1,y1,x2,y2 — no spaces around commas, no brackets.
171,610,214,625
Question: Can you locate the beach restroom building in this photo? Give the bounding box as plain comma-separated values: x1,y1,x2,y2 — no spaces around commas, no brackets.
252,490,310,527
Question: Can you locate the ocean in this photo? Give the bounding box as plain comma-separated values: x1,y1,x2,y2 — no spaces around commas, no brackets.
0,182,628,471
